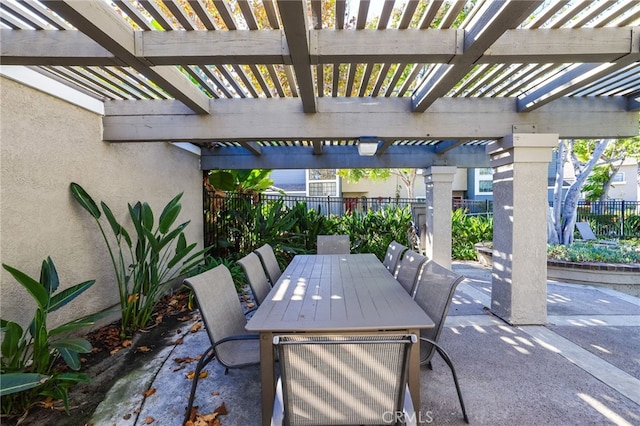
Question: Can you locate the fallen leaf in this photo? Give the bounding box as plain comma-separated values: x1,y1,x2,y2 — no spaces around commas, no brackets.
122,339,132,348
189,322,202,333
174,338,184,345
144,416,155,424
137,346,152,353
38,397,55,409
174,356,198,368
245,302,255,309
186,370,208,380
214,402,228,416
142,387,156,397
123,413,132,420
211,391,220,396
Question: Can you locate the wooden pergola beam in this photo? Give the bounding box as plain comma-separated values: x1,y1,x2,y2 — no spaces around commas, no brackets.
103,97,638,142
3,27,635,66
40,0,210,114
200,145,490,170
412,1,543,112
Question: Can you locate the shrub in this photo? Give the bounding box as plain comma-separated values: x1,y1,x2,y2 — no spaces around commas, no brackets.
1,258,102,415
70,183,208,337
547,242,640,264
451,209,494,260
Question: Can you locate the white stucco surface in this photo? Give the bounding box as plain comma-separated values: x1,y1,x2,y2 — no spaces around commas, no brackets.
1,77,203,330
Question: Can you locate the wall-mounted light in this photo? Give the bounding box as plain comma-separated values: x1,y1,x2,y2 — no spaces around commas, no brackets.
357,136,379,156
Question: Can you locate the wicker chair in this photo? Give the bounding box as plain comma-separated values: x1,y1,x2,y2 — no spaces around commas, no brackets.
254,243,283,286
394,249,427,297
412,260,469,423
237,252,272,306
316,234,350,254
182,265,260,425
383,240,408,275
271,334,417,426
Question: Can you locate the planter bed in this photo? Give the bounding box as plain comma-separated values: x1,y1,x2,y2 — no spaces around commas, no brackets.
474,243,640,297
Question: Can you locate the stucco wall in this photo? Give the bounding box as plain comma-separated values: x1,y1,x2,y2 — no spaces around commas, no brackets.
0,77,203,331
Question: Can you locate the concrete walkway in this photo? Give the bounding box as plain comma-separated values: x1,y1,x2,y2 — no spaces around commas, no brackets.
90,261,640,426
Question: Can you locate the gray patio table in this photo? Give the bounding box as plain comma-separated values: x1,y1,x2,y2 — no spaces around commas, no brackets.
245,253,435,425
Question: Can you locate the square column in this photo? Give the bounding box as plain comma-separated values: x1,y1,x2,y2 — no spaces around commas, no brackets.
487,133,558,325
424,166,457,269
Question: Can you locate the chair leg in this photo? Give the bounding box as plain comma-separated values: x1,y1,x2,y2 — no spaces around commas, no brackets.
184,346,216,426
420,338,469,424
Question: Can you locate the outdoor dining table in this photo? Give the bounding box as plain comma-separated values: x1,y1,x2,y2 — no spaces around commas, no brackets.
245,253,435,425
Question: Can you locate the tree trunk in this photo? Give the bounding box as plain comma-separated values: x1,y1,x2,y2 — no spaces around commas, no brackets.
559,139,611,244
549,142,565,243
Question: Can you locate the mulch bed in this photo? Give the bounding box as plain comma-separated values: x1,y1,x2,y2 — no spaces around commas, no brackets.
3,288,203,426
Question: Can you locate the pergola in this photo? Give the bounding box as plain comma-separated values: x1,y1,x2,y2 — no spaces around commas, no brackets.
1,0,639,325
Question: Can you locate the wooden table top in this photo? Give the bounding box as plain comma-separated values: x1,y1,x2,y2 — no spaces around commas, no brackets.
245,253,434,332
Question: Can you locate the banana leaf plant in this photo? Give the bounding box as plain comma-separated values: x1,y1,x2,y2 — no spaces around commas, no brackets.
1,257,99,415
70,183,208,336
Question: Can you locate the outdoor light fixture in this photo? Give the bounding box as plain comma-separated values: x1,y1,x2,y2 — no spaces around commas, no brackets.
357,136,379,156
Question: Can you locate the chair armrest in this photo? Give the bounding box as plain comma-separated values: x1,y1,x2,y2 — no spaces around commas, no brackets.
213,334,260,347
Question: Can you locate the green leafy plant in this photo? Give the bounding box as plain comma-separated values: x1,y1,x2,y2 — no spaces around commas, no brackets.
451,209,494,260
70,183,208,336
547,241,640,264
1,258,99,415
335,206,413,260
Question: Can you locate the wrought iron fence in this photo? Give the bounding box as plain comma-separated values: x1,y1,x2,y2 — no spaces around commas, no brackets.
575,200,640,239
203,192,640,257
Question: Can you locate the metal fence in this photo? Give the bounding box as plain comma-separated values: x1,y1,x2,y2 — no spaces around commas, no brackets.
575,200,640,239
203,192,640,254
202,192,424,257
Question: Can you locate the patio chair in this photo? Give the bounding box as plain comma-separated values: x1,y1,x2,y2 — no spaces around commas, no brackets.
317,234,350,254
575,221,618,245
182,265,260,425
271,334,418,426
383,240,408,275
254,243,283,286
237,252,272,306
394,249,428,297
412,260,469,423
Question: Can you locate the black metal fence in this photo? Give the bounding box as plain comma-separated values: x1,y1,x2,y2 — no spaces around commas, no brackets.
575,200,640,239
203,192,640,255
266,194,422,215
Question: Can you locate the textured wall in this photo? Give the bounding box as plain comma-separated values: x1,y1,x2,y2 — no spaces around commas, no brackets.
0,77,203,330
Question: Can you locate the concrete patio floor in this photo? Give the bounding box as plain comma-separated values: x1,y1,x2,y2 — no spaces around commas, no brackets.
90,261,640,426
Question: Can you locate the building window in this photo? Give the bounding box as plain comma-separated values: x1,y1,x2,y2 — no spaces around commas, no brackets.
612,172,625,183
475,168,493,194
309,169,336,180
308,182,337,196
307,169,339,196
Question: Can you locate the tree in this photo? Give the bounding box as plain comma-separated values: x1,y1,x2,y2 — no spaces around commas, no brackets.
337,168,420,198
206,169,274,195
552,139,612,245
582,137,640,202
548,137,640,245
